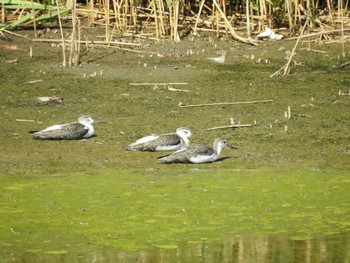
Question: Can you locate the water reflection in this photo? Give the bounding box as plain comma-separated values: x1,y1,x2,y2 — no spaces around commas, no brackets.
2,232,349,263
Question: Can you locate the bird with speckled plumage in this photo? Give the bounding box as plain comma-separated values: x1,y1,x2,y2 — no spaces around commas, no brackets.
31,115,94,140
124,127,191,152
157,137,235,164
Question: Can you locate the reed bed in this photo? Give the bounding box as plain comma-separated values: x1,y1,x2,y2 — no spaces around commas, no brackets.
1,0,349,39
1,0,348,65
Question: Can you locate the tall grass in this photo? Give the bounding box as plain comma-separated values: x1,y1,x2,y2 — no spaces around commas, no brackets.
1,0,348,67
1,0,348,38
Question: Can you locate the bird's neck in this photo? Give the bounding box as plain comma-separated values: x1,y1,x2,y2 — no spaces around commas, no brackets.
214,142,222,156
181,136,190,147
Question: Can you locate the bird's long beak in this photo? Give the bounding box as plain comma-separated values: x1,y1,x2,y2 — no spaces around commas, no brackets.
228,144,237,149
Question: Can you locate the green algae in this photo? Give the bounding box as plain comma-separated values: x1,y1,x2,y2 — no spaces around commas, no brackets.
0,169,349,256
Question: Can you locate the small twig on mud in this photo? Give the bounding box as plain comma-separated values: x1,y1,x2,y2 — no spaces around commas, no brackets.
93,45,156,54
1,29,32,40
167,87,192,92
25,79,43,84
178,99,273,108
16,119,36,122
130,82,188,86
203,124,251,131
300,47,328,54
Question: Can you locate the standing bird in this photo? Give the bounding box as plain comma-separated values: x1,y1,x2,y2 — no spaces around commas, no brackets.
31,115,94,140
157,137,235,164
124,127,191,152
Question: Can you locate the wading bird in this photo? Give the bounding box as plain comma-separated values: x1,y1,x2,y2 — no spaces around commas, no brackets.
31,115,94,140
124,127,191,152
157,137,235,164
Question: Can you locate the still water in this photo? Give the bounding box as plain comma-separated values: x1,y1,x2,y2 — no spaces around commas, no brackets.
0,169,349,262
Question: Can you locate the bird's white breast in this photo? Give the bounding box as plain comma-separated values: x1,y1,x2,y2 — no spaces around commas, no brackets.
189,153,217,164
132,134,159,145
40,124,65,132
83,124,94,138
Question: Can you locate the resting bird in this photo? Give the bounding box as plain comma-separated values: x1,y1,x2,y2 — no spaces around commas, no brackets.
157,137,235,164
257,28,283,40
124,127,191,152
31,115,94,140
207,51,226,63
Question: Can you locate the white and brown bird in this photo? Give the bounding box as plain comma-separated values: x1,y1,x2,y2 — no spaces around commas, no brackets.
157,137,235,164
31,115,94,140
124,127,191,152
207,51,226,64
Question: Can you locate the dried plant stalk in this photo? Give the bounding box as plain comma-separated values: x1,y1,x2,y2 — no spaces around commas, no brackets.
2,0,349,48
55,0,66,67
212,0,257,45
270,19,309,77
193,0,206,36
69,0,80,66
179,99,273,108
1,2,5,23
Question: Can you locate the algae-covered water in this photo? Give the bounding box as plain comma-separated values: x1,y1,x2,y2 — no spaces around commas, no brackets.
1,170,349,262
1,28,350,262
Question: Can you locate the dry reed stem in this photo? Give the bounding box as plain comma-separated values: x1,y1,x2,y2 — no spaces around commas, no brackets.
1,2,5,24
31,0,37,36
157,0,166,36
173,0,180,42
1,29,32,40
104,0,110,43
32,38,141,47
88,0,94,26
258,0,266,31
300,47,328,53
212,0,257,45
2,0,348,47
270,18,309,77
246,0,250,36
69,0,78,66
193,0,206,36
178,99,273,108
339,0,345,57
287,28,350,40
92,45,152,53
204,124,251,131
55,0,66,67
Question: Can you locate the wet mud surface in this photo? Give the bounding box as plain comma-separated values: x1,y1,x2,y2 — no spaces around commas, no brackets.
1,28,349,175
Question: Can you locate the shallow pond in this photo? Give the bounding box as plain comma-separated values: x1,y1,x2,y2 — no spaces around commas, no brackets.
1,169,349,262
